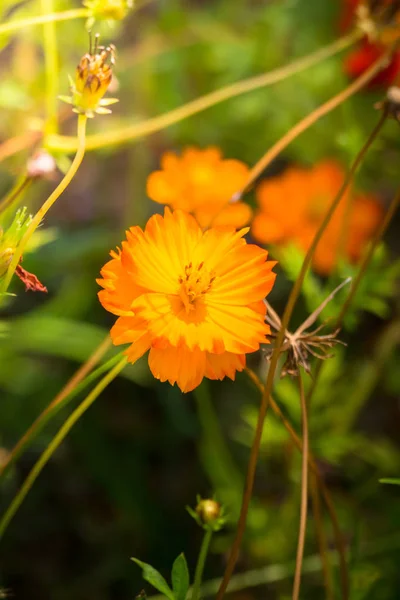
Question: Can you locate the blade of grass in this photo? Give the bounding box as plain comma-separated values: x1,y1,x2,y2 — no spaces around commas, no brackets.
0,356,127,539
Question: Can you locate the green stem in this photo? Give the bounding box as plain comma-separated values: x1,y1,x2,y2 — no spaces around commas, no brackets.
0,114,87,294
0,176,32,216
41,0,59,135
0,356,127,540
192,528,213,600
0,350,122,481
0,8,89,36
193,382,242,493
45,31,361,153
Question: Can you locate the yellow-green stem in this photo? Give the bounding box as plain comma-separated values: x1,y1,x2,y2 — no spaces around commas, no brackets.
45,31,361,153
0,176,32,216
41,0,59,135
0,8,89,36
0,356,127,540
239,49,392,196
192,528,213,600
0,114,87,294
0,337,115,481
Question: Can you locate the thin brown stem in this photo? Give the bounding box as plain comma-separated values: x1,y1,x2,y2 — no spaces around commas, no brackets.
237,49,393,197
310,474,334,600
245,368,348,600
307,180,400,405
336,185,400,328
217,91,388,600
292,373,309,600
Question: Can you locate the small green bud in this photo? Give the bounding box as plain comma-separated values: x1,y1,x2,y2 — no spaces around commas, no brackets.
187,495,227,531
0,248,13,278
196,499,221,524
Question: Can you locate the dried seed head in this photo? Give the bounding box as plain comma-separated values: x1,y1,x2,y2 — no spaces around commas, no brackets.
375,85,400,120
355,1,400,44
263,279,350,378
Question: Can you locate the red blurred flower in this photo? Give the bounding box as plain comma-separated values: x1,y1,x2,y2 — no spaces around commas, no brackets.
341,0,400,87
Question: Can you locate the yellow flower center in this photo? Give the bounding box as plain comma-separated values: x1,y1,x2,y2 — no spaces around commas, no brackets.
178,261,215,313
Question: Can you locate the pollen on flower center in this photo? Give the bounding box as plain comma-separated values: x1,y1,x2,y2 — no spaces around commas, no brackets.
177,261,215,313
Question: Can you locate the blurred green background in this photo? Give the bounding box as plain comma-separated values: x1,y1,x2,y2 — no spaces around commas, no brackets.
1,0,400,598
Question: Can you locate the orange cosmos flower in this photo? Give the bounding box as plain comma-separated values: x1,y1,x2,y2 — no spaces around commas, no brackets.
251,161,382,276
98,209,276,392
146,147,252,229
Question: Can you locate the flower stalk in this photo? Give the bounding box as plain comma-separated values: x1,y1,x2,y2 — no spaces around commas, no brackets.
191,528,214,600
0,114,87,294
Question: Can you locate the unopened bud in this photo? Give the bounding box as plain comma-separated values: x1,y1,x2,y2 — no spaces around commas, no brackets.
0,248,14,278
196,499,221,525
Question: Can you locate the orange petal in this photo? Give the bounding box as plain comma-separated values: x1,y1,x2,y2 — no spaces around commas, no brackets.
205,352,246,381
127,210,202,294
131,292,226,353
148,344,206,392
125,332,152,363
251,213,286,245
210,243,276,305
211,202,252,229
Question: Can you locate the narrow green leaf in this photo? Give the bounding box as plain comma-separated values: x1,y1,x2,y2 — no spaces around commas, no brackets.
171,553,190,600
379,478,400,485
131,558,175,600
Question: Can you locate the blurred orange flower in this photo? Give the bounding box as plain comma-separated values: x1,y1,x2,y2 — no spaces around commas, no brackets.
146,147,251,229
98,209,276,392
251,161,382,276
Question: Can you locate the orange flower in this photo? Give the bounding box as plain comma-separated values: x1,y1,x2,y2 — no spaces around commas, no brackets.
146,147,252,229
98,209,276,392
251,161,382,276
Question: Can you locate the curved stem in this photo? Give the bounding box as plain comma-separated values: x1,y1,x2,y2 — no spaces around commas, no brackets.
192,528,213,600
0,8,89,36
41,0,59,135
307,181,400,406
0,114,87,294
45,31,361,154
0,337,114,481
292,373,309,600
0,356,127,540
0,176,32,216
238,49,393,197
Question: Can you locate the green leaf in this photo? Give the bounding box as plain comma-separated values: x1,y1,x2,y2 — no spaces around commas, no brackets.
171,554,190,600
131,558,175,600
379,478,400,485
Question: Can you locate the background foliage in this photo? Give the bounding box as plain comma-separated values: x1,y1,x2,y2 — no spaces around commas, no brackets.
0,1,400,599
